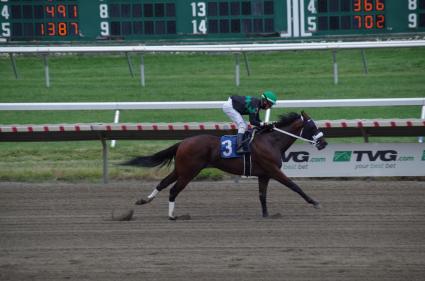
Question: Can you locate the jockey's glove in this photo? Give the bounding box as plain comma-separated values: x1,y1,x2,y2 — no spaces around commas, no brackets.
259,122,275,131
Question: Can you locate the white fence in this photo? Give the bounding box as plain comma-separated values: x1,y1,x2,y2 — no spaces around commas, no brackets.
2,40,425,53
1,97,424,124
1,97,424,128
1,97,424,110
2,40,425,86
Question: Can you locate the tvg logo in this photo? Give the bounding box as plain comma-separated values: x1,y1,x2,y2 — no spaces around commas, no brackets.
353,150,397,162
333,150,398,162
282,151,309,163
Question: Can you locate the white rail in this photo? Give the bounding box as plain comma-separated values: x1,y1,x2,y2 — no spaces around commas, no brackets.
2,40,425,53
3,40,425,87
1,98,424,111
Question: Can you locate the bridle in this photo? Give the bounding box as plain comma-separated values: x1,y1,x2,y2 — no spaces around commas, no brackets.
272,126,318,145
271,116,324,145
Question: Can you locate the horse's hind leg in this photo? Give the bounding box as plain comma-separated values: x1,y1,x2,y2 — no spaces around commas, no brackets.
167,176,193,220
136,169,177,205
167,165,204,220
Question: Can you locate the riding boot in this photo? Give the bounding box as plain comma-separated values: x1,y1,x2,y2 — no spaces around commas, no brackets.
236,133,245,154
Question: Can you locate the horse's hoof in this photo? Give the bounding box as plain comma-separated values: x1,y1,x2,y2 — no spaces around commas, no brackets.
169,214,191,221
135,198,150,205
313,202,321,209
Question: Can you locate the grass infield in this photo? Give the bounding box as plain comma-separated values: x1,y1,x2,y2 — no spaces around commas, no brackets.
0,48,424,181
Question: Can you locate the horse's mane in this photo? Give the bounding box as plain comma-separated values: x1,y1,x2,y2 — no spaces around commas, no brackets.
275,112,301,127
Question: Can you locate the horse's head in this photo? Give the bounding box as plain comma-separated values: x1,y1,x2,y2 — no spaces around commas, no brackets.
300,111,328,150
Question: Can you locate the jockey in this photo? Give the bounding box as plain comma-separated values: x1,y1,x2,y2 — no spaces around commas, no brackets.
222,91,277,153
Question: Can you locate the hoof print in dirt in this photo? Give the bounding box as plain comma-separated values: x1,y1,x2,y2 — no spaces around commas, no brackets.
269,213,283,219
111,209,134,221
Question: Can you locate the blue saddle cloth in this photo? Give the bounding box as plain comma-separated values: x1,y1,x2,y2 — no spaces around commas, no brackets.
220,131,252,159
220,134,253,176
220,135,240,158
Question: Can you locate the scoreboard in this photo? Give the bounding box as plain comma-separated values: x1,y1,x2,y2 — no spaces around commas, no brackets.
0,0,425,43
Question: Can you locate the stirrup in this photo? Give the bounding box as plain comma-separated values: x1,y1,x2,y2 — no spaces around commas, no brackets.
236,145,248,154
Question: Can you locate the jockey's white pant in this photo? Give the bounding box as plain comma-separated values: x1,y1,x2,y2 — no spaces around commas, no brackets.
222,98,247,134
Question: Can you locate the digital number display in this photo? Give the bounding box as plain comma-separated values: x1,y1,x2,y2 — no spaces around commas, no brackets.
0,0,425,43
303,0,425,37
317,0,386,31
1,1,80,39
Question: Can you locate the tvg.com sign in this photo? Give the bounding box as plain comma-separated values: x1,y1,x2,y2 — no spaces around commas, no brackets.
333,150,397,162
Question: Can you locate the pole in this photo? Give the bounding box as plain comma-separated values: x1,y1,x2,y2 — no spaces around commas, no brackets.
265,109,271,122
140,53,145,87
242,52,251,76
43,54,50,88
9,53,19,79
361,49,368,75
235,53,240,87
419,105,425,143
111,110,120,148
101,138,109,184
332,50,338,85
126,52,135,78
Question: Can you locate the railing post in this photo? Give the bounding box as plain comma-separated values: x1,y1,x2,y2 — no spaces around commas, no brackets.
361,49,368,75
265,108,271,122
419,105,425,143
43,54,50,88
101,138,109,184
111,110,120,148
332,50,338,85
9,53,19,79
140,53,145,87
242,52,251,76
235,53,240,86
126,52,135,78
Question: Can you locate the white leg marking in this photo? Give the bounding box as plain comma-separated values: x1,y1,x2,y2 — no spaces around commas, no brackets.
148,189,159,199
169,201,175,218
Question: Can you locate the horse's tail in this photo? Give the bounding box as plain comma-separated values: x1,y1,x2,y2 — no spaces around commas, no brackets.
122,142,180,168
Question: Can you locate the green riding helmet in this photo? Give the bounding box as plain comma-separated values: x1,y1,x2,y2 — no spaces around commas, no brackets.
261,91,277,105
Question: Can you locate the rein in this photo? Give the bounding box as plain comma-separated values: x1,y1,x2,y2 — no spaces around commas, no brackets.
270,115,321,145
272,127,316,145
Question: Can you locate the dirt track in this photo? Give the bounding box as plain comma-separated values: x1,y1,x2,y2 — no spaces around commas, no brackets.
1,179,424,281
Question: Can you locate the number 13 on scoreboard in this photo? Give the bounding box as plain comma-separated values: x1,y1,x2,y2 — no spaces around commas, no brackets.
191,2,207,34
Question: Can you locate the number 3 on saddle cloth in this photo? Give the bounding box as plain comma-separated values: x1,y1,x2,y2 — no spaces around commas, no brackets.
220,131,252,176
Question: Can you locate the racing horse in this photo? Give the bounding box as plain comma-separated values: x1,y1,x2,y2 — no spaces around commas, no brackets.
123,111,328,220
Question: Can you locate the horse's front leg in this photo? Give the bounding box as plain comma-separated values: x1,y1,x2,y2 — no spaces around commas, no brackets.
258,176,270,217
272,169,320,209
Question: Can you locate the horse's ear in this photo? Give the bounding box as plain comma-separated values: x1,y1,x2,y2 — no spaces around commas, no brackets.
301,111,310,120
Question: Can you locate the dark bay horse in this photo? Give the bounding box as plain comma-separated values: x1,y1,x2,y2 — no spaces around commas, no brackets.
124,111,328,220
